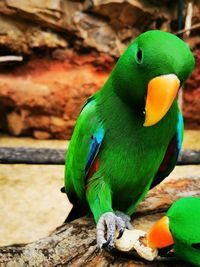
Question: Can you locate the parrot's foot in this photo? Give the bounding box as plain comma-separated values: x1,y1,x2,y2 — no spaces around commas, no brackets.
115,211,133,230
96,212,126,250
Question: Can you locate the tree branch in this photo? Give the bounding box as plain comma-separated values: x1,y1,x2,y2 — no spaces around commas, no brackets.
0,56,23,63
0,147,199,165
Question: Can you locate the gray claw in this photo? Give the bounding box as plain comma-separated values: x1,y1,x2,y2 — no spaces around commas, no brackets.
115,210,133,230
117,228,124,239
96,212,125,249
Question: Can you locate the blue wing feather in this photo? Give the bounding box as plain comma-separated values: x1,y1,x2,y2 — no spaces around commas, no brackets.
65,97,105,203
176,111,184,156
85,128,104,174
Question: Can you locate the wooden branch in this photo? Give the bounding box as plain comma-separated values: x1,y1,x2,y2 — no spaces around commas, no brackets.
184,1,193,38
0,56,23,63
175,22,200,35
0,147,65,164
177,149,200,165
0,217,188,267
0,147,199,165
0,172,199,266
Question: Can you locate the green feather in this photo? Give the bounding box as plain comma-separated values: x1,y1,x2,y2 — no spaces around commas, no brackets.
167,197,200,266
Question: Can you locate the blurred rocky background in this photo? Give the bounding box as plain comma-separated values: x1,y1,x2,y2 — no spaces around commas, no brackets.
0,0,199,140
0,2,200,259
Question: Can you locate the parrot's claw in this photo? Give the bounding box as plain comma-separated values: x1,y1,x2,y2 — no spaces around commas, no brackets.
96,212,126,249
115,210,133,230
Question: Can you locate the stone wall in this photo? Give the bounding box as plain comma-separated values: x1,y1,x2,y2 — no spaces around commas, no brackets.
0,51,113,139
0,0,199,139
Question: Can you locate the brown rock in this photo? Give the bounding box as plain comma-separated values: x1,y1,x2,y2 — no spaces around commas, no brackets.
0,0,179,56
6,0,64,26
0,14,68,54
73,11,125,56
183,49,200,129
0,0,199,138
0,14,29,54
0,51,113,139
33,130,52,139
0,0,123,56
7,109,29,135
84,0,175,46
86,0,173,26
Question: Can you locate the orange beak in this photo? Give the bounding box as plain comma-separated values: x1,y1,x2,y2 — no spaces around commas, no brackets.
143,74,180,127
147,216,174,249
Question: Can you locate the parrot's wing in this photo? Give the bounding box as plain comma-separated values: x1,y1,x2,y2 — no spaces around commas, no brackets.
151,111,183,188
65,97,104,206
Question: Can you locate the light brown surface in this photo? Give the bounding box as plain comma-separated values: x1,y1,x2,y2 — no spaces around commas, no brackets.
183,130,200,149
0,134,68,149
0,164,72,246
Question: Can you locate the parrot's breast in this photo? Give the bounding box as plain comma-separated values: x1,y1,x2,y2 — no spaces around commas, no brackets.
96,94,178,213
99,132,168,212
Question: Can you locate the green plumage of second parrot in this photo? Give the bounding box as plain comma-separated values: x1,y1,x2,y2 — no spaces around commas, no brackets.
147,197,200,266
64,30,195,248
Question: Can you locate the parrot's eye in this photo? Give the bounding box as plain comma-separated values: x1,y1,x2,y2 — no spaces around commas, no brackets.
136,48,143,64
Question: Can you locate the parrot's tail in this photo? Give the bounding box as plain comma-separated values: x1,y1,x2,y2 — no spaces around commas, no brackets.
65,205,87,222
60,187,88,222
60,187,65,193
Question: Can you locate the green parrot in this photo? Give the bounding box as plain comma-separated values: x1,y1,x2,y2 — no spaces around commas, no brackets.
64,30,195,248
147,197,200,266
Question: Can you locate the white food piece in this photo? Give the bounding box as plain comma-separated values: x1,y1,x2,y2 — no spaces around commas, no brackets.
115,229,158,261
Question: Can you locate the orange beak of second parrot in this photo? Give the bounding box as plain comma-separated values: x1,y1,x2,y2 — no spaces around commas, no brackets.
147,216,174,249
143,74,180,127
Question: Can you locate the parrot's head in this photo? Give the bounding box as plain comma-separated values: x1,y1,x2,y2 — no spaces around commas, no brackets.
147,197,200,265
112,30,195,126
